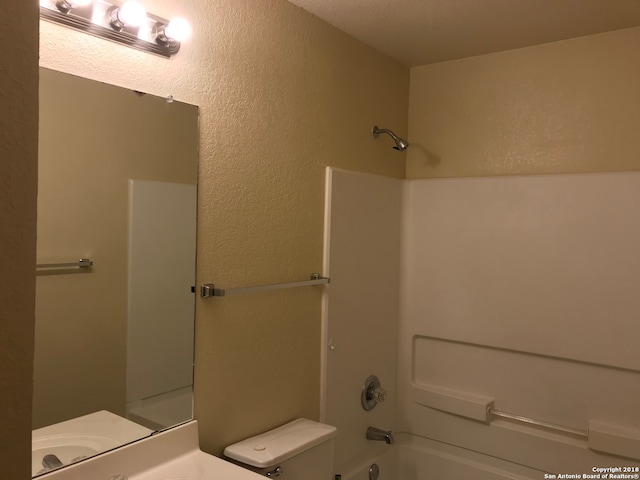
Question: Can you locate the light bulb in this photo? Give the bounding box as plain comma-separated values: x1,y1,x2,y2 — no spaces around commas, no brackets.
164,17,191,42
117,1,147,27
54,0,92,12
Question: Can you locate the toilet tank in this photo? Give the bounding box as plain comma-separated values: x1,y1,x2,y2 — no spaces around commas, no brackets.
223,418,337,480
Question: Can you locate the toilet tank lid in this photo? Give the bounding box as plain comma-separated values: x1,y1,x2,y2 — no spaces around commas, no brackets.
223,418,337,468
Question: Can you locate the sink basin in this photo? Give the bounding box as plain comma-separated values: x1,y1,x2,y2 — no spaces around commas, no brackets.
32,411,153,476
32,434,121,475
36,420,264,480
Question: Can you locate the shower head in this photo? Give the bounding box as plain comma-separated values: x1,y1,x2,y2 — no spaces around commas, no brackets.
372,125,409,151
393,137,410,152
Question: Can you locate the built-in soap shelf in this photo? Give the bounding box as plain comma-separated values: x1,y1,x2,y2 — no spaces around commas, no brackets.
411,383,640,461
411,383,493,423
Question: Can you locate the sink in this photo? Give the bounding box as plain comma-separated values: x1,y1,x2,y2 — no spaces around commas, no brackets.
35,420,264,480
32,433,122,475
32,411,153,476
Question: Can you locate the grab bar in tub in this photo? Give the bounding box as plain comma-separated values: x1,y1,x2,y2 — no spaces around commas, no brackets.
411,384,640,459
487,407,587,438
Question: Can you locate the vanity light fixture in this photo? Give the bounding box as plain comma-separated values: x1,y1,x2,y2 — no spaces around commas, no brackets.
40,0,191,58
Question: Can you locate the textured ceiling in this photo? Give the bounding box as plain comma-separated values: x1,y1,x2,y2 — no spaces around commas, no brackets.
287,0,640,66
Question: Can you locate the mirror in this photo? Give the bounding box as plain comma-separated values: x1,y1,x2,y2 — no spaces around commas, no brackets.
33,68,198,477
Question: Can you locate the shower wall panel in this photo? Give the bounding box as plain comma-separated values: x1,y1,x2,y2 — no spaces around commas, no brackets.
398,172,640,471
323,168,401,472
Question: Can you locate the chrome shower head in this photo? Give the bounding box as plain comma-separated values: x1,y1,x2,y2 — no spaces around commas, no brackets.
393,137,409,152
372,125,409,151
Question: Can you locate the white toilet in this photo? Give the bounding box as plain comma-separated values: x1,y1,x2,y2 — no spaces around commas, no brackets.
223,418,337,480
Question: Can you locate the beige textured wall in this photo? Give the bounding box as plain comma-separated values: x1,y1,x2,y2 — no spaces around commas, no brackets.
407,27,640,179
40,0,408,455
0,2,38,478
34,68,197,429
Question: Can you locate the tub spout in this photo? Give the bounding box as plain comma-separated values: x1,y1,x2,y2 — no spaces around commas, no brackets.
366,426,394,444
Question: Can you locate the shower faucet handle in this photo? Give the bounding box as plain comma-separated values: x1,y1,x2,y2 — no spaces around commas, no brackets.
372,387,387,403
362,375,387,411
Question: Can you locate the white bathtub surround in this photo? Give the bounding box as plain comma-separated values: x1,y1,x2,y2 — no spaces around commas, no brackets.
35,420,263,480
322,168,401,469
324,169,640,478
398,172,640,468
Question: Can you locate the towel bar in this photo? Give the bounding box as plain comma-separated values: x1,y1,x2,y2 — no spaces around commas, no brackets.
36,258,93,272
200,273,329,298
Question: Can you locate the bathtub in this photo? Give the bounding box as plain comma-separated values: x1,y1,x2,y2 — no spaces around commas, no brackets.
336,433,542,480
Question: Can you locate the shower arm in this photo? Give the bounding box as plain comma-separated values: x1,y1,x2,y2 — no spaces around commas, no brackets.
372,126,400,142
371,125,409,151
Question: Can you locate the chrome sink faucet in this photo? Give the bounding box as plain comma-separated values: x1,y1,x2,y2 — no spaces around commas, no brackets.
42,454,64,470
365,426,394,444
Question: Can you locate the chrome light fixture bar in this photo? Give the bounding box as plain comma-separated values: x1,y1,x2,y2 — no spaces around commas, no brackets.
39,0,191,58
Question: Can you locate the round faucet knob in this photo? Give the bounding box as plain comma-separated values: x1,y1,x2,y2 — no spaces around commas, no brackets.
362,375,387,411
372,387,387,402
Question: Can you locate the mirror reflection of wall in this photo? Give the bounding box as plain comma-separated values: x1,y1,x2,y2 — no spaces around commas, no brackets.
34,68,198,464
